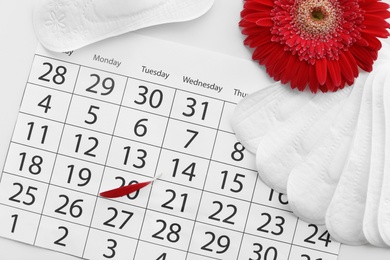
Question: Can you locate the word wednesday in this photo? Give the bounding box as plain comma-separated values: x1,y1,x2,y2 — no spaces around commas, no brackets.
93,54,122,68
141,65,170,79
182,76,223,93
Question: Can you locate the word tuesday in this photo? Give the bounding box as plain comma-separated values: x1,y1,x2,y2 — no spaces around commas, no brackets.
141,65,170,79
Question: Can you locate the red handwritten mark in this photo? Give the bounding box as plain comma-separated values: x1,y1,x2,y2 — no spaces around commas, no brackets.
100,173,161,198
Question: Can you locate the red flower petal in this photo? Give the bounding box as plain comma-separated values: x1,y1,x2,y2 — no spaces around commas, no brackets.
241,25,263,36
281,54,300,85
327,60,342,88
349,45,375,72
315,58,327,86
325,74,335,92
361,32,382,50
296,62,309,91
243,13,269,23
310,66,322,93
264,45,285,75
255,17,274,27
253,43,278,64
360,1,390,12
364,14,390,26
291,60,309,91
272,48,291,77
344,50,359,77
244,31,272,48
278,55,292,84
246,0,274,7
100,181,152,198
361,27,390,38
244,0,274,11
338,52,354,83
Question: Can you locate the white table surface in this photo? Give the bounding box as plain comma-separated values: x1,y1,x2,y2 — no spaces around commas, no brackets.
1,0,390,259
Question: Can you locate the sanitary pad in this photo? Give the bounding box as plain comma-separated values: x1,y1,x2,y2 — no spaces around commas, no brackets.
364,69,390,247
33,0,215,52
287,72,368,224
325,70,376,245
379,74,390,246
232,82,314,153
256,86,351,193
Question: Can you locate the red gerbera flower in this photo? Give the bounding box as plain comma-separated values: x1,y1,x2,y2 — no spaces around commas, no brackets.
240,0,390,92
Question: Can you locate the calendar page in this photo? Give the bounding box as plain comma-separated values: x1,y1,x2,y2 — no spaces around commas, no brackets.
0,33,340,260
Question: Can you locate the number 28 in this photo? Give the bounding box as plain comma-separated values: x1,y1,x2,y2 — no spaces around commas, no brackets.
38,62,67,85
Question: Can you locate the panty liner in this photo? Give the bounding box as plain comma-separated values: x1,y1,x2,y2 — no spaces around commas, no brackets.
34,0,215,51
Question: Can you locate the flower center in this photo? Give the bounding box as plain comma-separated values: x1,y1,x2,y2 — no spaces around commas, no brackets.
294,0,340,38
311,8,325,21
269,0,366,63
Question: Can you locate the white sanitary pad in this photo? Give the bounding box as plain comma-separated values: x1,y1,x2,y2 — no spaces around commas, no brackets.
325,69,377,245
33,0,215,52
379,74,390,246
287,72,368,224
256,86,351,193
363,68,389,247
232,82,314,153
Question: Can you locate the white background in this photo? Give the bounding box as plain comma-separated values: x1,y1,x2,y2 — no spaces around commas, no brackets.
1,0,390,259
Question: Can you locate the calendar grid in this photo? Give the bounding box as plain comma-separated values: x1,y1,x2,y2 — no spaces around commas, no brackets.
0,36,340,260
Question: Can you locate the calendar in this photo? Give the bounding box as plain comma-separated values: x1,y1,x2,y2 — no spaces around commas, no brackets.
0,33,340,260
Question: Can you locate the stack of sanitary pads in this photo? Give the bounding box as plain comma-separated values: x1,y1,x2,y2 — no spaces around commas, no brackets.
232,42,390,246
